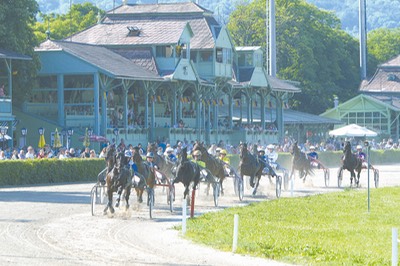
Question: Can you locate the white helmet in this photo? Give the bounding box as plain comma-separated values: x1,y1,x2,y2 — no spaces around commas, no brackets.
310,146,315,150
356,145,363,150
267,144,275,149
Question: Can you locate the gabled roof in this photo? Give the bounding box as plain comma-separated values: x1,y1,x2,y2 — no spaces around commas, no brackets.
68,4,218,49
218,106,341,125
268,76,301,93
360,54,400,93
110,47,158,74
0,48,31,60
380,54,400,67
110,2,213,16
35,40,162,81
360,68,400,93
321,94,400,117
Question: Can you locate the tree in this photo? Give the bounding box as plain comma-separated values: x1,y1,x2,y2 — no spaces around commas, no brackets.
33,3,105,43
0,0,40,104
368,28,400,63
228,0,361,114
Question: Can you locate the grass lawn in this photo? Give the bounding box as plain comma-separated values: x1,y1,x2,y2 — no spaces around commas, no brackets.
180,187,400,265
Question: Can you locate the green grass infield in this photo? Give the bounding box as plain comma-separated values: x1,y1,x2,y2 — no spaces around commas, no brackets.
180,187,400,265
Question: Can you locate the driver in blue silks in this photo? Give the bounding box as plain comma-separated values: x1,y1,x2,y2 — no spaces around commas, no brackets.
164,147,177,163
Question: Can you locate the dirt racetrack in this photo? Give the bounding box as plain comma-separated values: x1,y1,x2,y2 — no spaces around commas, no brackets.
0,164,398,266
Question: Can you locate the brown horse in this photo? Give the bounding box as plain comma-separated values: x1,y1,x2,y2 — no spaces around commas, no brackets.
192,142,226,195
131,148,149,203
341,141,362,187
103,146,132,214
238,143,266,195
289,141,314,182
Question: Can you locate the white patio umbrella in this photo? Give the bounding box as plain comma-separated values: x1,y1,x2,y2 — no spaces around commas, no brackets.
0,134,12,141
329,124,378,137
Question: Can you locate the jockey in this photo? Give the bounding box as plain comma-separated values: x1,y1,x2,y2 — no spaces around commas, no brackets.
219,149,232,176
354,144,376,170
258,148,277,177
265,144,282,170
164,147,177,163
307,145,327,169
307,146,320,168
192,149,214,182
145,152,158,170
355,145,366,161
218,149,230,164
258,148,266,160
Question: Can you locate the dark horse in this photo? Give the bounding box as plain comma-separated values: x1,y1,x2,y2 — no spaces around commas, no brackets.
192,142,226,195
173,147,200,200
104,144,132,214
238,143,267,195
131,147,150,203
341,141,362,187
289,141,314,182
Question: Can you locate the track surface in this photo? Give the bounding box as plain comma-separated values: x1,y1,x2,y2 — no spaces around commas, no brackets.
0,164,398,266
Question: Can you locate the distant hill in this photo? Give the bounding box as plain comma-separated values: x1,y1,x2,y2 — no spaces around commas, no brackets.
37,0,400,35
306,0,400,35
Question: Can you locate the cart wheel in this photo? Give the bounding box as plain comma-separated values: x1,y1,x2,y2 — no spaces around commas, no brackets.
213,182,220,207
275,175,282,198
167,185,175,212
324,169,330,187
90,186,97,216
283,171,289,191
147,187,154,219
337,167,343,188
374,169,379,188
238,176,244,201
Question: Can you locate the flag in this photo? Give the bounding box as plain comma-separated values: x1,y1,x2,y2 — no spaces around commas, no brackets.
219,99,224,106
268,101,272,108
212,99,217,106
253,100,258,107
157,95,162,103
235,99,241,107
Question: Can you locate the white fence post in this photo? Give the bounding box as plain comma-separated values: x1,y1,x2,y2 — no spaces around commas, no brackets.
393,227,398,266
290,175,294,197
182,199,187,235
232,214,239,253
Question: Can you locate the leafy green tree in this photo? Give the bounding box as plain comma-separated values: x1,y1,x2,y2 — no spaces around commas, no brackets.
0,0,40,104
228,0,361,114
368,28,400,63
33,3,105,43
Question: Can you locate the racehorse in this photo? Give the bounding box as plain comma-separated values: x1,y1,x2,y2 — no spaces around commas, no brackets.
131,148,149,203
289,141,314,182
104,146,132,214
340,141,362,187
173,146,200,200
238,143,266,195
192,142,226,195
